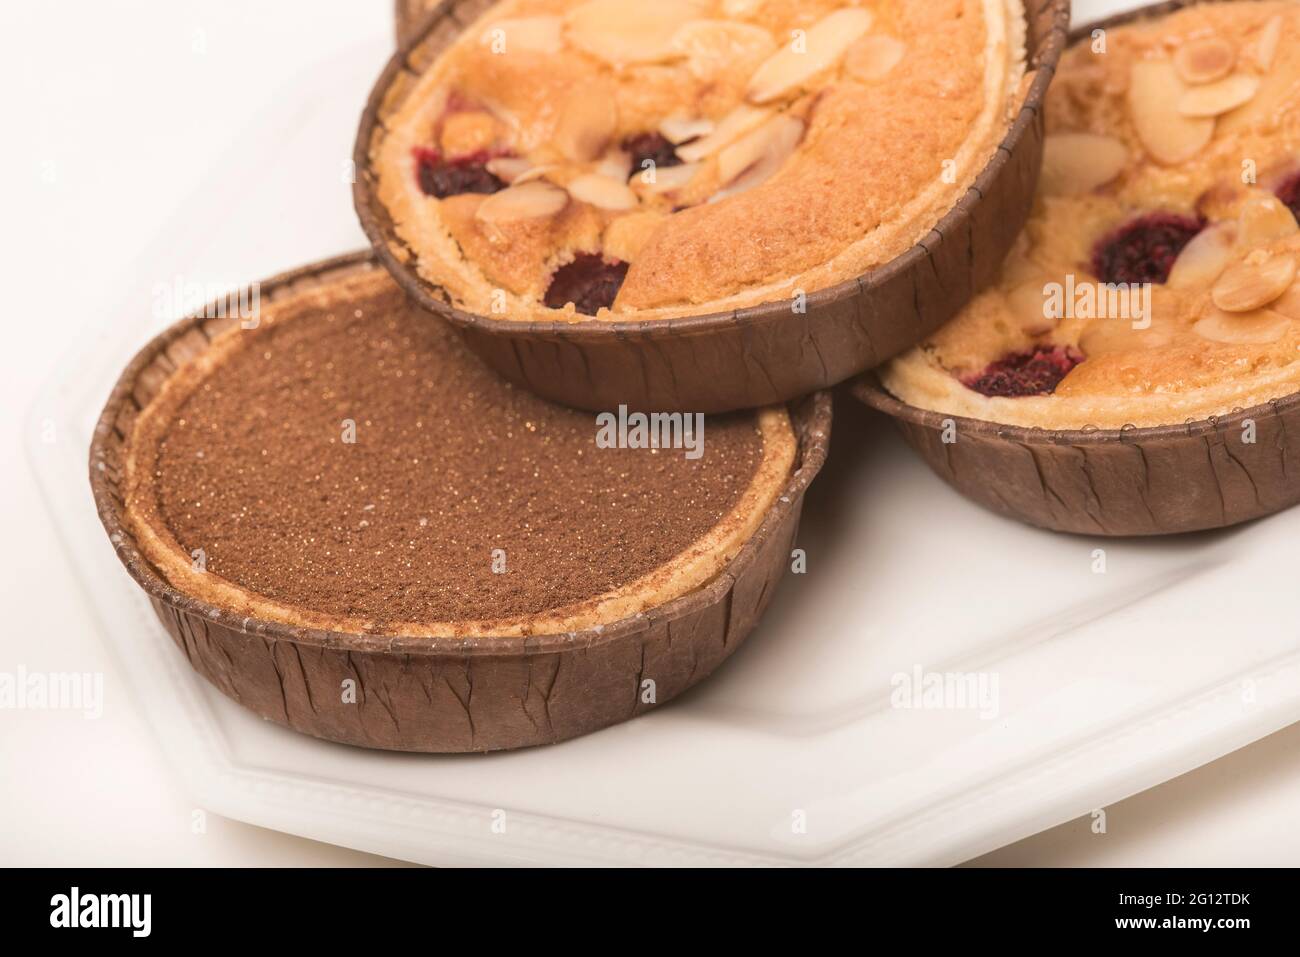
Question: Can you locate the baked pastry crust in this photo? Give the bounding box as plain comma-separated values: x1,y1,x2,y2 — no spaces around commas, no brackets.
884,1,1300,429
122,269,796,639
372,0,1027,321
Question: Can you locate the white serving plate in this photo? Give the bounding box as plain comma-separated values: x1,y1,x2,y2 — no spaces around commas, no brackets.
28,1,1300,866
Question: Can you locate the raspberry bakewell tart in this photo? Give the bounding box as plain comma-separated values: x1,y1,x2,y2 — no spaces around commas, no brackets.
357,0,1070,412
857,0,1300,536
90,254,831,752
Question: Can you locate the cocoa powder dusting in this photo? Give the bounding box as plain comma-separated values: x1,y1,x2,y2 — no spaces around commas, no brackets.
152,286,765,625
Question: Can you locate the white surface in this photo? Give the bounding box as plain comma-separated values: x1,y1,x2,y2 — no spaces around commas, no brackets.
5,0,1300,867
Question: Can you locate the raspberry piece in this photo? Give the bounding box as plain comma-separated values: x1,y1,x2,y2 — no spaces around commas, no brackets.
1091,213,1204,285
413,147,505,199
544,254,629,316
621,133,682,180
962,346,1084,398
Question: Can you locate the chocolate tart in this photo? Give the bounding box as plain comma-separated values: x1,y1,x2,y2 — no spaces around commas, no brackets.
90,253,831,752
355,0,1070,413
856,0,1300,536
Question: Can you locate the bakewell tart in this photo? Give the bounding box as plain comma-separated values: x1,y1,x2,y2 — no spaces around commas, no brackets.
90,254,831,752
857,0,1300,535
357,0,1071,412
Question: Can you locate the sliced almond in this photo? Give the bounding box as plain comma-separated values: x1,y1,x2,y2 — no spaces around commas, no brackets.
1253,15,1283,71
596,150,633,182
1080,317,1177,356
844,35,905,83
659,115,715,145
478,16,564,55
677,104,772,162
1173,37,1235,85
1039,133,1128,196
475,181,569,224
1128,60,1215,166
1211,252,1297,312
554,88,617,162
485,156,534,184
1193,306,1291,344
746,8,874,104
1006,281,1056,336
713,115,804,199
511,164,561,185
1270,281,1300,320
1178,73,1260,117
1167,222,1238,289
566,173,640,211
565,0,702,66
1238,191,1300,245
671,19,775,78
637,162,701,193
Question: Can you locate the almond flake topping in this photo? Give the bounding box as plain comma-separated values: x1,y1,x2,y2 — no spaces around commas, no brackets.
1237,192,1300,246
567,173,640,211
1177,73,1260,117
1211,252,1297,312
659,115,716,145
1127,59,1214,166
746,8,874,104
677,104,773,162
1253,15,1283,71
1173,37,1235,85
485,157,534,183
1193,306,1292,344
637,162,702,194
1167,222,1238,289
566,0,703,66
475,181,569,223
671,19,775,78
714,115,805,200
1040,133,1128,196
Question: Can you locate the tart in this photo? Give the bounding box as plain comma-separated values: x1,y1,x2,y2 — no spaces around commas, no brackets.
357,0,1069,412
881,0,1300,430
90,254,831,752
858,0,1300,536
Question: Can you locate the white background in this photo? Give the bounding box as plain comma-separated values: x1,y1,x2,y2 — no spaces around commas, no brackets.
3,0,1299,867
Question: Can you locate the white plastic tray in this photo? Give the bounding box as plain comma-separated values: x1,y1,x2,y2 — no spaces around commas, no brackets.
29,2,1300,866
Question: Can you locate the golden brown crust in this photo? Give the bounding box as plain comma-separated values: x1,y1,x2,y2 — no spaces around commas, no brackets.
885,1,1300,429
373,0,1026,321
122,269,797,639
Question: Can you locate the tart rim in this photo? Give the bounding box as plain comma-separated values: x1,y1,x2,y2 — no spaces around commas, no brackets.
854,370,1300,445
